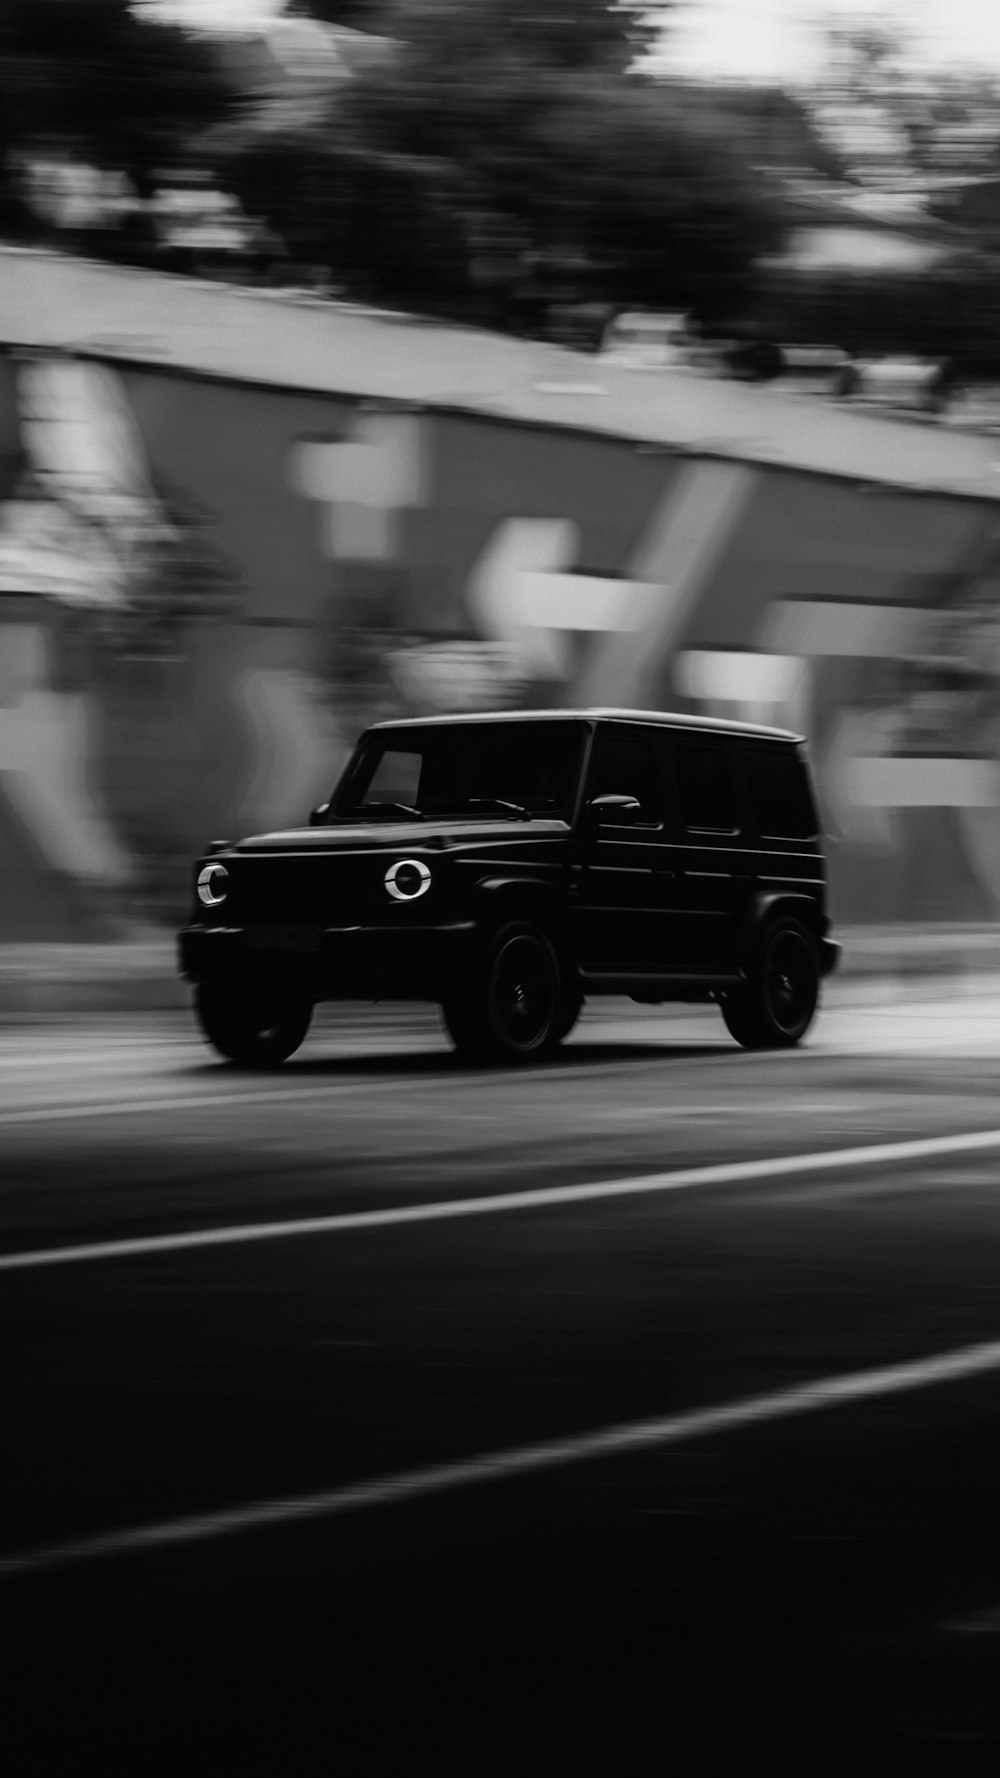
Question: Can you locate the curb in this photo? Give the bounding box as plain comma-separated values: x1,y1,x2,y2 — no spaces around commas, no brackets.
834,925,1000,979
0,944,187,1015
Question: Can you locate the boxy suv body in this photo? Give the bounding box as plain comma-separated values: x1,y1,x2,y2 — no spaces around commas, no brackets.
179,708,839,1064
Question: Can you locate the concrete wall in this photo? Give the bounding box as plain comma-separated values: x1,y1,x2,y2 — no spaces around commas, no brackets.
3,347,1000,934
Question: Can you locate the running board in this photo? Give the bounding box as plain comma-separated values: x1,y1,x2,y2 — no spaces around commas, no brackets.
579,971,743,999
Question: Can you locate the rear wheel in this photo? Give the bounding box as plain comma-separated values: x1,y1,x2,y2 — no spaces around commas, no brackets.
195,981,312,1067
722,919,819,1049
443,923,564,1064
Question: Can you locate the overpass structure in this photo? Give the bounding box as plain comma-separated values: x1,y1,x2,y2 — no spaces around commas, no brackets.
2,246,1000,936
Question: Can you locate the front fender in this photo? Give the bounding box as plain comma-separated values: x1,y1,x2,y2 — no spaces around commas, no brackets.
741,890,824,947
739,892,840,977
474,874,564,909
469,877,571,941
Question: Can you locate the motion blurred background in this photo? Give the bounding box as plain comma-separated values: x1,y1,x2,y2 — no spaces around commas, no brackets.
5,0,1000,944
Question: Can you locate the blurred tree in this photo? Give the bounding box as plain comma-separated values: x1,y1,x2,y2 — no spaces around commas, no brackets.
813,20,1000,187
660,81,847,182
0,0,234,214
757,18,1000,369
753,253,1000,371
516,78,784,319
285,1,386,25
222,0,780,328
225,125,476,310
386,0,665,72
289,0,666,71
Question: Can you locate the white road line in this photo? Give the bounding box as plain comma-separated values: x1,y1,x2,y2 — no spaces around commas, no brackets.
5,1125,1000,1274
4,1334,1000,1580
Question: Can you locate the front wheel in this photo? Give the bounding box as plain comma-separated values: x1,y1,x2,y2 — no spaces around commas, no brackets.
195,981,312,1067
552,984,583,1045
721,919,820,1050
443,923,564,1064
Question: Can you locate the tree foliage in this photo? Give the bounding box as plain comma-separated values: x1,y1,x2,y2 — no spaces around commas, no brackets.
755,254,1000,370
0,0,233,199
224,0,782,327
286,1,384,26
290,0,665,71
814,20,1000,186
0,0,786,338
661,82,847,183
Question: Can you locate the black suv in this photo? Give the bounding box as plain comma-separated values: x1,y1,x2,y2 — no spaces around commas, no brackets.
179,709,839,1065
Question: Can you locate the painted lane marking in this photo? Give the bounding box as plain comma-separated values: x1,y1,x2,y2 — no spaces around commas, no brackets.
5,1125,1000,1274
4,1334,1000,1579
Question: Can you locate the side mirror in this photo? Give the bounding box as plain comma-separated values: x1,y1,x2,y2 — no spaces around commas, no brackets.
587,793,642,827
308,803,330,828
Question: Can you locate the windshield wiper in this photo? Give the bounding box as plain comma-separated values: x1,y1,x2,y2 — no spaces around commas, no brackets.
355,802,425,820
458,798,532,820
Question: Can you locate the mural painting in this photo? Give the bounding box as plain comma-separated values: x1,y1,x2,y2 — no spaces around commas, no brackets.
2,345,1000,936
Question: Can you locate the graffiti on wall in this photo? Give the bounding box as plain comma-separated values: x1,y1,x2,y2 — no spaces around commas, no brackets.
290,412,758,729
5,344,1000,932
287,402,1000,917
292,411,529,727
671,555,1000,918
0,354,237,633
0,356,162,923
0,353,245,929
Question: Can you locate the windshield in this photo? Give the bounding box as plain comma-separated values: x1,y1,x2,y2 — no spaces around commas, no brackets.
331,721,588,822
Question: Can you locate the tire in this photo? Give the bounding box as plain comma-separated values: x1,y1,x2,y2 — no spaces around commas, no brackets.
721,918,820,1050
443,923,564,1064
195,981,312,1067
552,984,583,1045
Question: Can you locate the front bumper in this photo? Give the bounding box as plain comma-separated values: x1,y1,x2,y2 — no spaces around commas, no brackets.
178,921,478,1002
820,936,842,976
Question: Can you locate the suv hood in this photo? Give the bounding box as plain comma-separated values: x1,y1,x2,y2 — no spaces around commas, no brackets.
233,818,570,854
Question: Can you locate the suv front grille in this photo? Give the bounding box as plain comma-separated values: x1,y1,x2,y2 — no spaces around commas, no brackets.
223,856,369,927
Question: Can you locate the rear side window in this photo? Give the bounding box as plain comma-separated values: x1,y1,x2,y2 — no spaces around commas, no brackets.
674,740,738,833
588,726,661,823
745,746,818,840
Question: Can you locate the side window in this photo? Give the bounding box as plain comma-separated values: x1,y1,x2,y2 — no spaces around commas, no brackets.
674,739,738,834
587,727,661,825
746,746,818,840
362,749,422,808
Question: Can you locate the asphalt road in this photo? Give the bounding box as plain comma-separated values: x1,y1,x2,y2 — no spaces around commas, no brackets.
7,985,1000,1767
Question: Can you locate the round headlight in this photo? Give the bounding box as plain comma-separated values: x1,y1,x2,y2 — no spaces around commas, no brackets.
197,863,229,908
385,858,431,902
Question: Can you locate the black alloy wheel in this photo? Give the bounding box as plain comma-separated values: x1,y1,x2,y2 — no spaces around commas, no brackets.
721,918,820,1050
443,923,563,1063
195,981,313,1067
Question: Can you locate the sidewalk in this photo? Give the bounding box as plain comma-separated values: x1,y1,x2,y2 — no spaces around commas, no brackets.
3,926,1000,1015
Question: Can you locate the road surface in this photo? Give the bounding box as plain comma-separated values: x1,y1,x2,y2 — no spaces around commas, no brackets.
6,986,1000,1764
